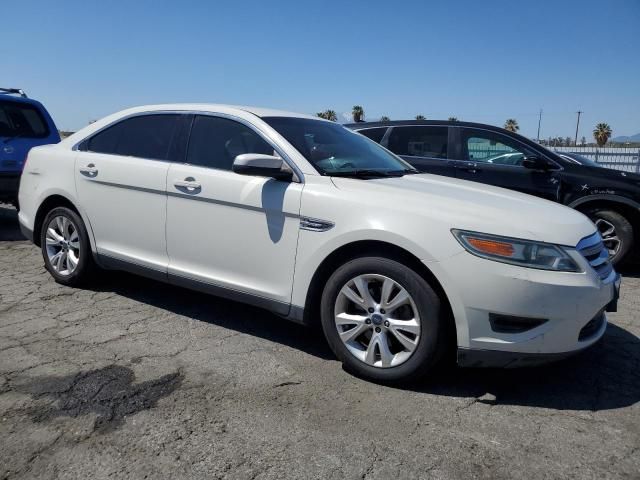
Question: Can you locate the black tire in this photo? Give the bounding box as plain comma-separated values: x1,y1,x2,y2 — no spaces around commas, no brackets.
320,256,448,384
586,208,633,265
40,206,95,287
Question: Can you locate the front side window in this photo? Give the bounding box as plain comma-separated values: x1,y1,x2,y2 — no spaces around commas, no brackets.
86,114,179,161
387,126,448,159
0,100,49,139
464,129,535,166
263,117,412,176
186,116,274,170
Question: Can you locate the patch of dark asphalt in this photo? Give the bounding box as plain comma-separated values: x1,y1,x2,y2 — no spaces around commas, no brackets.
15,365,183,432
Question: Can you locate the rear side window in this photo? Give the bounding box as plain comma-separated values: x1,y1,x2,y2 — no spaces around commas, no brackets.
0,100,49,139
387,126,448,159
186,115,274,170
358,127,387,143
86,114,180,161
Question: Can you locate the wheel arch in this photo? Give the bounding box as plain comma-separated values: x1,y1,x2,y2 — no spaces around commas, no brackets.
301,240,457,349
33,194,95,252
570,196,640,234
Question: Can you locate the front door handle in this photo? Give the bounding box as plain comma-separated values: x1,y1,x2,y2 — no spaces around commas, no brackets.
174,177,201,192
459,162,481,174
79,163,98,177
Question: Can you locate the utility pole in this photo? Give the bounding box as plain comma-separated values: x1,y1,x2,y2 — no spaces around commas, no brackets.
574,110,582,147
536,109,542,143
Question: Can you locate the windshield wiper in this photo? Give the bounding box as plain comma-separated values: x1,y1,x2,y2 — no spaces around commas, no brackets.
328,169,409,178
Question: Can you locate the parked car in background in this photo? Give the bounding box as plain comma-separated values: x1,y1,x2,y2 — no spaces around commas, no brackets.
18,104,619,383
0,88,60,206
348,120,640,265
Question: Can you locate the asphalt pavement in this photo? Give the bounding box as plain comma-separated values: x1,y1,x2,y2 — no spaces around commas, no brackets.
1,205,638,479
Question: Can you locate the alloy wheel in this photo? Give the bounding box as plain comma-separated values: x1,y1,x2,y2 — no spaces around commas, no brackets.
45,215,80,276
334,274,421,368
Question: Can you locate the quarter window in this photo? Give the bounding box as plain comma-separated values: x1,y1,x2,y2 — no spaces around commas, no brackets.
464,129,534,166
86,114,180,161
387,126,448,159
186,115,274,170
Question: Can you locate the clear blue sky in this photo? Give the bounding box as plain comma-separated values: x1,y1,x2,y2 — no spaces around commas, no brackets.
3,0,639,140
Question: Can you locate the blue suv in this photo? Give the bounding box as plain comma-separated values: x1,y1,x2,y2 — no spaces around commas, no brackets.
0,88,60,206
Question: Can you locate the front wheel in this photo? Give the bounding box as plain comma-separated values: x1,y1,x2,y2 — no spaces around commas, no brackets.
586,209,633,265
320,256,448,383
40,207,95,287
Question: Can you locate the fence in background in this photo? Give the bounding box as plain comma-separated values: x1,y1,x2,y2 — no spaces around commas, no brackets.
552,146,640,173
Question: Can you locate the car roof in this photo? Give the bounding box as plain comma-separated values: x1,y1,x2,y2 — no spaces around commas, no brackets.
112,103,319,120
345,119,512,131
0,92,46,108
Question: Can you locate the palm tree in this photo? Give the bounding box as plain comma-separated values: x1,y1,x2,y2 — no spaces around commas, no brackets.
415,114,426,120
504,119,519,132
593,123,612,147
380,115,390,121
316,110,337,121
448,117,458,121
352,105,365,123
580,136,586,146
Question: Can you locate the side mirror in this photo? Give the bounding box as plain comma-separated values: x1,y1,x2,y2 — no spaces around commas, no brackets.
232,154,293,181
522,155,549,171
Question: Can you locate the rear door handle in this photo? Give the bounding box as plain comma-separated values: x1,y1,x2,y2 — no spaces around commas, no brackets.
79,163,98,177
174,177,201,192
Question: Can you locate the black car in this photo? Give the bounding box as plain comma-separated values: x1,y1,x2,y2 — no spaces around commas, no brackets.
347,120,640,265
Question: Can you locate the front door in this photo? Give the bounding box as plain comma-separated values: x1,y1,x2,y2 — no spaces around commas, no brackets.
165,114,302,313
454,127,560,201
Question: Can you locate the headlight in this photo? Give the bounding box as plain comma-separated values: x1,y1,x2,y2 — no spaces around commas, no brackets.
451,230,581,272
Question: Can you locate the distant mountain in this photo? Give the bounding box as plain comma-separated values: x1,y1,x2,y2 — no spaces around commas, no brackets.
611,133,640,143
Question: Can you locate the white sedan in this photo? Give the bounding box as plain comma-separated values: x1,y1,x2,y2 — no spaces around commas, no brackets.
17,104,619,382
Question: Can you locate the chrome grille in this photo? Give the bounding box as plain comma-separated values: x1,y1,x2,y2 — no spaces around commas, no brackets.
577,232,614,281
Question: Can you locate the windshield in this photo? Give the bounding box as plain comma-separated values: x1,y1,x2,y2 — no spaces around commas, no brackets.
262,117,413,176
0,100,49,140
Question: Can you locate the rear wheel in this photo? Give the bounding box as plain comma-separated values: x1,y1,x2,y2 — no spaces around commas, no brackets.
320,256,447,383
40,207,95,287
586,208,633,265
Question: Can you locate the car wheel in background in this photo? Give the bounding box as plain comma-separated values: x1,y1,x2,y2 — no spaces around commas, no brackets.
586,209,633,265
320,256,448,383
40,207,95,287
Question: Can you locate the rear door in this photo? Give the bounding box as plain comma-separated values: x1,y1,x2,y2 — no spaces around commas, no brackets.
75,113,187,273
385,125,455,177
454,127,560,201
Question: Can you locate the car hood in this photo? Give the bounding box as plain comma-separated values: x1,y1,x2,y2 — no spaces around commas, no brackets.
582,164,640,185
331,173,596,247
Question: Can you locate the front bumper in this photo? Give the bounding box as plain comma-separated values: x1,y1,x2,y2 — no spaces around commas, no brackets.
456,338,603,368
427,250,618,364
